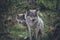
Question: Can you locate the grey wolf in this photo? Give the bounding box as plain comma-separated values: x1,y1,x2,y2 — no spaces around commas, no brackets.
16,14,27,26
16,9,44,40
25,9,44,40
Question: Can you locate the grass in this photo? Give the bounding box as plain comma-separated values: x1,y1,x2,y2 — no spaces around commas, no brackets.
10,22,52,40
10,23,27,38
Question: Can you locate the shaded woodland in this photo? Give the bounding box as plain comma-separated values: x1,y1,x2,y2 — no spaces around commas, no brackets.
0,0,60,40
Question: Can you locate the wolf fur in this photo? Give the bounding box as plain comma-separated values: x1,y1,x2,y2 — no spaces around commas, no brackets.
25,9,44,40
16,9,44,40
16,14,27,26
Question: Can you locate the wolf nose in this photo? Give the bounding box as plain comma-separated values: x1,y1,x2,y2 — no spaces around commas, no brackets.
32,19,35,21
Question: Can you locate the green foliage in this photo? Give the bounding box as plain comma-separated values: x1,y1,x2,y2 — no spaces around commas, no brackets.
0,0,60,40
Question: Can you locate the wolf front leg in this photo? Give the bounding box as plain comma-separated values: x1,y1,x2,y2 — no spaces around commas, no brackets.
27,25,32,40
35,28,39,40
36,29,43,40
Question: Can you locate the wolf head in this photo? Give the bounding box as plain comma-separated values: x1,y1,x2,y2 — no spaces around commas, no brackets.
16,14,25,23
26,9,38,21
16,14,27,26
27,9,38,17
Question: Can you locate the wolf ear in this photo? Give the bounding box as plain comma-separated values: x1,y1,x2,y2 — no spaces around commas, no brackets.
35,10,38,16
26,9,30,16
23,14,25,17
23,14,25,20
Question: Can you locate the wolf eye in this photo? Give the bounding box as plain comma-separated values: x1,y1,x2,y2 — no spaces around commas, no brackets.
33,13,37,17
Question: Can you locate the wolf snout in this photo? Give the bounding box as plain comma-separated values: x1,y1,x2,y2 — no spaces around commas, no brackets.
32,19,35,21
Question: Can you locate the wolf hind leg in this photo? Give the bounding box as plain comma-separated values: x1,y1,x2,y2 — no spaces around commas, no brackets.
38,29,43,40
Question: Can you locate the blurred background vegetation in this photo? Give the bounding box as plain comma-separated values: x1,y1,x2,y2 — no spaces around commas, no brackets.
0,0,60,40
